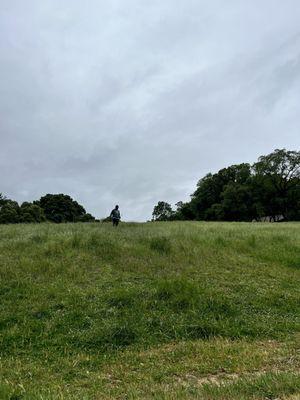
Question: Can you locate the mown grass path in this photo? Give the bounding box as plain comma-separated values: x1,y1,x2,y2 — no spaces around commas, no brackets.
0,222,299,399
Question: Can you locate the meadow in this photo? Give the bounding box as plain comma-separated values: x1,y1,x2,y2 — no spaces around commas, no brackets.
0,221,299,399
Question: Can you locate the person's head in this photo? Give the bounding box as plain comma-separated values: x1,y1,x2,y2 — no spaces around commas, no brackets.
115,205,119,210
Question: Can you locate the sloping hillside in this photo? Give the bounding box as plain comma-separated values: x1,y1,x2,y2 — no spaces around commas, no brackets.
0,222,299,399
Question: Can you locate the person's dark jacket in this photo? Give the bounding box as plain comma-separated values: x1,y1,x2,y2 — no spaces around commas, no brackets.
110,209,120,220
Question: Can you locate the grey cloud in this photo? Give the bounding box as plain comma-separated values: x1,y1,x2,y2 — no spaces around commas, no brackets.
1,0,300,221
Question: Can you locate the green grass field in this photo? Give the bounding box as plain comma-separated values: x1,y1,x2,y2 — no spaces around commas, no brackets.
0,221,299,399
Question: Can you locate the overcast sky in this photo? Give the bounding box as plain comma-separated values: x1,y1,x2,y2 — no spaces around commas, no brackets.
1,1,300,221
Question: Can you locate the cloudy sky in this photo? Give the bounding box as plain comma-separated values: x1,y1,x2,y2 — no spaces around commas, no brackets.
1,1,300,221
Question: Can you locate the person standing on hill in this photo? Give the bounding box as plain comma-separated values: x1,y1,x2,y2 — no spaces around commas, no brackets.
110,205,121,226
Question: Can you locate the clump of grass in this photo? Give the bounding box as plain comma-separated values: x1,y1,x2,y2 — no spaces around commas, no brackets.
246,234,256,248
184,323,221,339
149,236,171,254
31,310,50,320
109,324,137,347
79,322,137,350
155,278,200,308
214,236,227,247
85,233,120,261
155,279,237,317
30,233,48,244
43,241,65,257
70,232,82,248
107,288,137,309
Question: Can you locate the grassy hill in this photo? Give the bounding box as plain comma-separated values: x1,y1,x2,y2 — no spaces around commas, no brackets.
0,221,299,399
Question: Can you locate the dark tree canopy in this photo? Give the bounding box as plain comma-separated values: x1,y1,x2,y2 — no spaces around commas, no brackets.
0,199,20,224
254,149,300,185
190,163,253,221
253,149,300,220
0,193,7,206
153,149,300,222
36,194,86,223
152,201,174,221
20,202,46,223
0,193,95,224
35,194,96,223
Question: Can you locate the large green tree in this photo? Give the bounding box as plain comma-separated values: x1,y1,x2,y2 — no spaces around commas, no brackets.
172,201,195,220
152,201,174,221
19,202,46,223
0,199,20,224
220,182,255,221
0,193,7,207
36,194,87,223
154,149,299,222
253,149,300,220
191,163,252,220
0,193,96,224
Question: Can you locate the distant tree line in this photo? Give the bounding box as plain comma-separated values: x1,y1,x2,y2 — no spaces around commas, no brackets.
152,149,300,222
0,193,96,224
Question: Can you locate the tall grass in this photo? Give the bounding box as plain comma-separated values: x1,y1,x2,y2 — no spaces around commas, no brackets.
0,221,299,398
